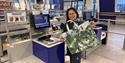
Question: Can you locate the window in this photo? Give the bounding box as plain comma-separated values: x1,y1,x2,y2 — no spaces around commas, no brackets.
116,0,125,12
77,1,83,11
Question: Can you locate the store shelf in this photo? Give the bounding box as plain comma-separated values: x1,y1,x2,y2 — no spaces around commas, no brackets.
32,32,43,36
0,19,5,21
7,22,30,31
7,21,29,26
2,42,9,51
8,29,30,36
0,10,31,63
0,9,4,10
2,39,31,51
0,15,4,16
0,33,7,36
0,26,7,33
11,39,31,45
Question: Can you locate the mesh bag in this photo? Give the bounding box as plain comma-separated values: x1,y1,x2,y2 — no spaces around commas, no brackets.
65,21,99,54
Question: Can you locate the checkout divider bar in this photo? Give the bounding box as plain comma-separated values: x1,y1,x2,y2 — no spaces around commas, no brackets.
99,19,125,22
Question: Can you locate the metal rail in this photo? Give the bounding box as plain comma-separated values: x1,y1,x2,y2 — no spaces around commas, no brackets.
98,19,125,50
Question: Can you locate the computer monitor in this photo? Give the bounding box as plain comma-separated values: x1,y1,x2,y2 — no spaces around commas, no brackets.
83,11,92,20
33,14,50,29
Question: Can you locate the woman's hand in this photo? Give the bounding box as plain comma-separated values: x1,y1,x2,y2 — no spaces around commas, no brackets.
59,33,67,42
90,21,96,28
59,35,65,41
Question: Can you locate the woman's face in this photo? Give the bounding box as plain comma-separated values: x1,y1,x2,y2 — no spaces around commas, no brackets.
68,10,77,20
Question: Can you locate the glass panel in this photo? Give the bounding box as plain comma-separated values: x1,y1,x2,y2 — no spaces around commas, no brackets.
116,0,125,12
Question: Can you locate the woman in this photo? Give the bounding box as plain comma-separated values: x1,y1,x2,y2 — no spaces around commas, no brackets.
60,7,82,63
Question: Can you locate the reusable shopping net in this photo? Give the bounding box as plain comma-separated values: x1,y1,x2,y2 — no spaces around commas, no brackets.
65,21,99,54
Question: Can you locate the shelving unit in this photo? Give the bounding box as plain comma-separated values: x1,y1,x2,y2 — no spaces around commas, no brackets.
0,10,32,63
0,9,7,57
0,9,5,21
1,36,8,51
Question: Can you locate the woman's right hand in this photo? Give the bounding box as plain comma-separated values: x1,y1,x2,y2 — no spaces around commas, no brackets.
59,33,67,42
59,35,64,41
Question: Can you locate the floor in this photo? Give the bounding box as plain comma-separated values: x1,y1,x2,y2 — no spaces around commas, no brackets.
81,34,125,63
1,24,125,63
80,24,125,63
1,55,44,63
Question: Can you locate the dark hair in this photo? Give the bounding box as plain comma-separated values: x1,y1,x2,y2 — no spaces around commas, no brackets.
90,18,98,22
66,7,79,21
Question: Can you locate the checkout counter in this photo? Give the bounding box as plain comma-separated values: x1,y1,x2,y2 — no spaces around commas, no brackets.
32,32,64,63
29,11,65,63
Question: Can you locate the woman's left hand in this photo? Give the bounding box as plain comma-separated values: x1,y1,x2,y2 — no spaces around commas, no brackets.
90,21,96,28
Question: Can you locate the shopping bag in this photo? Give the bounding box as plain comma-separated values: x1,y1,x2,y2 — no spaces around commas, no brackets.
78,27,99,50
65,21,99,54
65,21,81,54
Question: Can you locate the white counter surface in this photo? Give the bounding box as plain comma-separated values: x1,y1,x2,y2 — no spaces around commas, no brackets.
33,38,63,48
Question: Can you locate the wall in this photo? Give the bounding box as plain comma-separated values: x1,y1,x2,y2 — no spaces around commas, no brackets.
99,0,116,19
100,0,115,12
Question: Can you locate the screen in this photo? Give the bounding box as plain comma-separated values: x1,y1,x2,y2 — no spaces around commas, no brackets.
83,11,92,20
33,14,50,29
49,11,56,18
